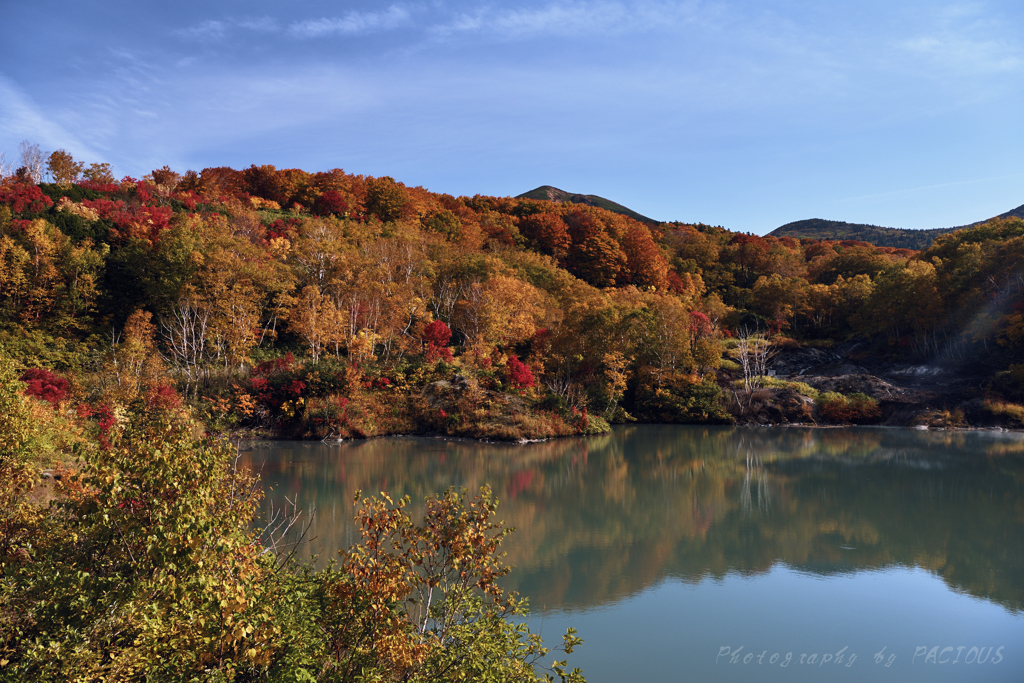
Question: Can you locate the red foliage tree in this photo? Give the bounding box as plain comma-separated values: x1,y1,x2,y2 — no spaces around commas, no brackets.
198,167,246,201
95,404,116,450
506,355,535,389
20,368,69,405
423,320,452,346
619,221,669,289
146,384,183,412
241,164,309,206
563,207,626,287
422,320,453,362
519,212,570,257
0,184,53,214
689,311,713,338
80,199,174,242
313,189,350,217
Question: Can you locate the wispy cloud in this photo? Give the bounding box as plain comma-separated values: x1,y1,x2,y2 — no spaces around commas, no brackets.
0,74,103,161
175,19,230,41
433,1,710,39
175,2,717,45
900,33,1022,73
175,16,280,41
288,6,412,38
896,3,1023,74
238,17,280,33
441,2,626,37
174,9,413,44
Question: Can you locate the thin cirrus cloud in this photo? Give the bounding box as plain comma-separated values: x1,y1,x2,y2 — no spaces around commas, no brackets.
288,6,413,38
172,2,712,44
0,75,103,162
237,17,280,33
174,7,410,42
898,32,1022,74
892,3,1024,75
436,2,633,38
432,1,710,39
174,19,230,41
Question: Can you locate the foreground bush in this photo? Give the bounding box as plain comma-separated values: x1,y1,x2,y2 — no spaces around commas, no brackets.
1,405,283,680
310,488,584,682
0,363,585,682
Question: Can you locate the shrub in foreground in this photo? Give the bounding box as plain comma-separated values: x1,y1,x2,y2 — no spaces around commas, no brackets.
0,385,585,681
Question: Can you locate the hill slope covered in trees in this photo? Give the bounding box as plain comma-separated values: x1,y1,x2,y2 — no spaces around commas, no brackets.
769,202,1024,249
1,153,1023,438
769,218,960,250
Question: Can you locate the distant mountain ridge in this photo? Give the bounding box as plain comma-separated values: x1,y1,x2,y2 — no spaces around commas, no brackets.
769,203,1024,250
516,185,656,224
516,185,1024,250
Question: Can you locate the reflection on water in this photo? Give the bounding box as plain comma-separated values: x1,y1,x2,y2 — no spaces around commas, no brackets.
242,426,1024,614
242,426,1024,682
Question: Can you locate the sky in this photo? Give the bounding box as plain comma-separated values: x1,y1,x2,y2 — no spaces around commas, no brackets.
1,0,1022,234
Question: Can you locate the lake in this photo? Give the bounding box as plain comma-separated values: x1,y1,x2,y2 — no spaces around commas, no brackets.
240,425,1024,682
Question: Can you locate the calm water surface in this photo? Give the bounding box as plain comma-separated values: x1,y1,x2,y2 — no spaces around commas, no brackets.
240,425,1024,683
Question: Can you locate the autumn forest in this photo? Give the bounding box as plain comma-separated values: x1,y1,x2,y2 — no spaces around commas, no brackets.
2,146,1023,440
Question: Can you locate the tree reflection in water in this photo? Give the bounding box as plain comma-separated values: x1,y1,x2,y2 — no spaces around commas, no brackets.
241,426,1024,615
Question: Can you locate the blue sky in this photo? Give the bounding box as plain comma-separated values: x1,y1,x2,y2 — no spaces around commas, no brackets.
2,1,1022,234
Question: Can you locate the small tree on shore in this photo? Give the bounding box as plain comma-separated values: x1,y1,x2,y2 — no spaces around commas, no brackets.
736,326,776,395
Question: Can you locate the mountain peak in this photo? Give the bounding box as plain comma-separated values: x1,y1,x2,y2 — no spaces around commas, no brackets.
516,185,656,224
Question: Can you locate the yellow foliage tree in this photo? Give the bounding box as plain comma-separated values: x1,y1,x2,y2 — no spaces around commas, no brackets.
46,149,84,187
106,309,169,403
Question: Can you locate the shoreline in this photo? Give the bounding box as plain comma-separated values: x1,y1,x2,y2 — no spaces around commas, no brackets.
225,421,1024,449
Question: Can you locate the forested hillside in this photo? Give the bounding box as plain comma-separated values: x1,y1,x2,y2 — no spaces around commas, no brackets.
769,202,1024,249
768,218,960,250
515,186,657,225
2,151,1023,437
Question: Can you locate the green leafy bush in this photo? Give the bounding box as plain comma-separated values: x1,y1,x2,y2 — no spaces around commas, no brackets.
1,406,285,680
0,390,587,681
633,377,733,424
817,392,882,424
757,376,821,400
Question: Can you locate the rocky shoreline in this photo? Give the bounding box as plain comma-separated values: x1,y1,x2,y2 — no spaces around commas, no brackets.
730,342,1018,430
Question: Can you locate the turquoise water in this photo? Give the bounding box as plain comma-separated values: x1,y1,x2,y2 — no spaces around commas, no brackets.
242,425,1024,682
